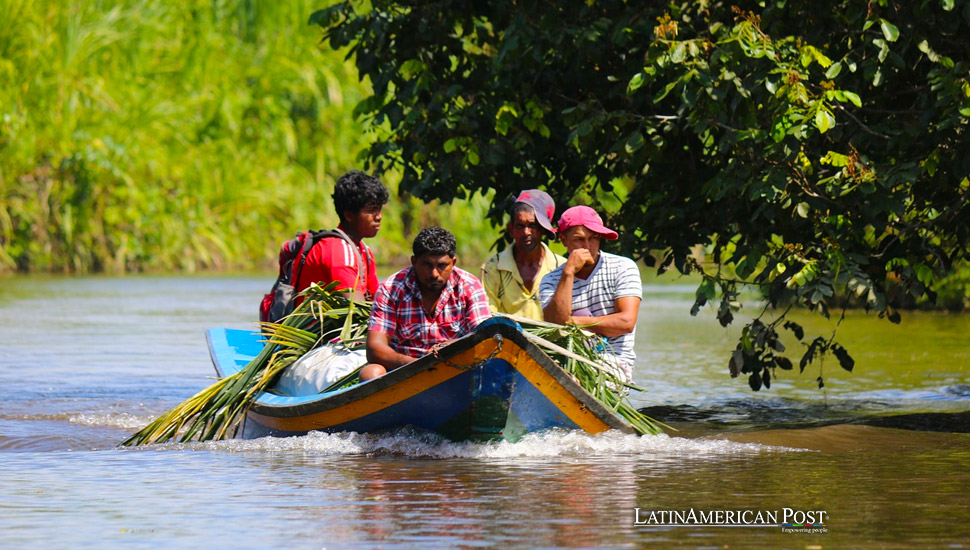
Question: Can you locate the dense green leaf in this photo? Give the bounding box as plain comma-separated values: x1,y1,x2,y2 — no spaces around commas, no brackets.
832,344,855,372
748,371,762,391
825,62,843,79
879,19,900,42
842,90,862,107
783,321,805,341
654,80,681,102
814,108,836,133
628,72,646,94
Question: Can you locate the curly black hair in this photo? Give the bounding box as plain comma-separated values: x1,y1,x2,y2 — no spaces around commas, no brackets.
413,227,457,258
332,170,389,223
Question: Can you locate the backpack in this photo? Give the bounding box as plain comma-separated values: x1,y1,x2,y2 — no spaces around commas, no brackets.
259,228,359,323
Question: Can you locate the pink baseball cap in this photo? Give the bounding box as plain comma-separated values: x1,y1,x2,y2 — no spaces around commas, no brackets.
557,206,619,240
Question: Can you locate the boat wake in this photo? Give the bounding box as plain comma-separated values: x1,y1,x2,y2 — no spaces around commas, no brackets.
155,427,802,458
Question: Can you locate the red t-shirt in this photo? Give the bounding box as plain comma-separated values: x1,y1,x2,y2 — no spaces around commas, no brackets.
294,227,378,303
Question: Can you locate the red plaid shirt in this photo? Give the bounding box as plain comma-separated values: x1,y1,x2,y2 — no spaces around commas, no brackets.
368,266,492,357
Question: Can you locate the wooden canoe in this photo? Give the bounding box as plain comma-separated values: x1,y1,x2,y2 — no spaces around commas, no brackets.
206,318,635,442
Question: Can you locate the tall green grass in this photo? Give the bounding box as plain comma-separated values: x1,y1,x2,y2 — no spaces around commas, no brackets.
0,0,496,274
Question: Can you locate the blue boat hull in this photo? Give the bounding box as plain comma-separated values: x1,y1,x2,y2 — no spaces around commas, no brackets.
206,319,634,442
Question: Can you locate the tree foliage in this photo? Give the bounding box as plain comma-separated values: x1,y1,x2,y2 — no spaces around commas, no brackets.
314,0,970,389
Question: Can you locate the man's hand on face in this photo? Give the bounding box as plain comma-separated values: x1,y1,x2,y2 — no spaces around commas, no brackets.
563,248,596,276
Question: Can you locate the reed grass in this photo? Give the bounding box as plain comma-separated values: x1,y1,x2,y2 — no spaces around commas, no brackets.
1,0,497,274
501,314,670,436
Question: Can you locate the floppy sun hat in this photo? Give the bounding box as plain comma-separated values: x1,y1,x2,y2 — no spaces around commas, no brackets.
557,205,619,240
514,189,557,234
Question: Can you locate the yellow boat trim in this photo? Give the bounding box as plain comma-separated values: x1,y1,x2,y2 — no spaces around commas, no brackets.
247,337,613,434
496,346,613,434
247,339,501,432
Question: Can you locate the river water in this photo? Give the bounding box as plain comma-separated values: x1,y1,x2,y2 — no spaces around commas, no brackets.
0,275,967,549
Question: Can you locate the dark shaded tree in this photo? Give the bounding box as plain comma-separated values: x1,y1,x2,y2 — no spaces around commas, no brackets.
313,0,970,389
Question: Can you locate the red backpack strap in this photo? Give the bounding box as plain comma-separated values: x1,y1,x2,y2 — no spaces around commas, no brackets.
330,227,365,292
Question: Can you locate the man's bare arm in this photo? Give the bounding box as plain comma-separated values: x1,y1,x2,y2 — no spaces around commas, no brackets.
569,296,641,338
543,248,595,324
542,269,576,324
365,330,415,370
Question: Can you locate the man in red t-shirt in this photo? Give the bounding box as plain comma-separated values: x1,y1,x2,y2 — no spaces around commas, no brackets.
274,171,389,395
294,170,389,304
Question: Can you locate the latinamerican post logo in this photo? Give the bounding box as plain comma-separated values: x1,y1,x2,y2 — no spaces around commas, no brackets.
634,508,828,533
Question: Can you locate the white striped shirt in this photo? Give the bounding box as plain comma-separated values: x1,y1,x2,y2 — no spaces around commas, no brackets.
539,251,642,369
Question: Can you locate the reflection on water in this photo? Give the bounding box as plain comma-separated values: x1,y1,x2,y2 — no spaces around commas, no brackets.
0,275,968,548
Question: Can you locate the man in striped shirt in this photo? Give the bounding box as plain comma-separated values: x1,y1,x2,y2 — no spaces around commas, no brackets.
362,227,492,381
539,206,642,385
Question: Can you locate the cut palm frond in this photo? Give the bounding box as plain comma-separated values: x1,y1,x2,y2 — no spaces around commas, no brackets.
121,282,370,446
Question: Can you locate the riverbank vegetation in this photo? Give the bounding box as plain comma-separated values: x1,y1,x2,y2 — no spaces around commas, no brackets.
0,0,496,275
2,2,966,327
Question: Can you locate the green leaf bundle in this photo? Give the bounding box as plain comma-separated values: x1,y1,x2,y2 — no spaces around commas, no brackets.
121,282,370,446
499,314,670,436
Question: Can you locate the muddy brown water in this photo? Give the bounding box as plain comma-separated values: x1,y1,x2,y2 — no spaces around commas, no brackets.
1,275,967,548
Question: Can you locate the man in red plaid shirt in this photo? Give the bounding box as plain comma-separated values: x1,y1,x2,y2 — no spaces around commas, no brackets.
362,227,492,381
